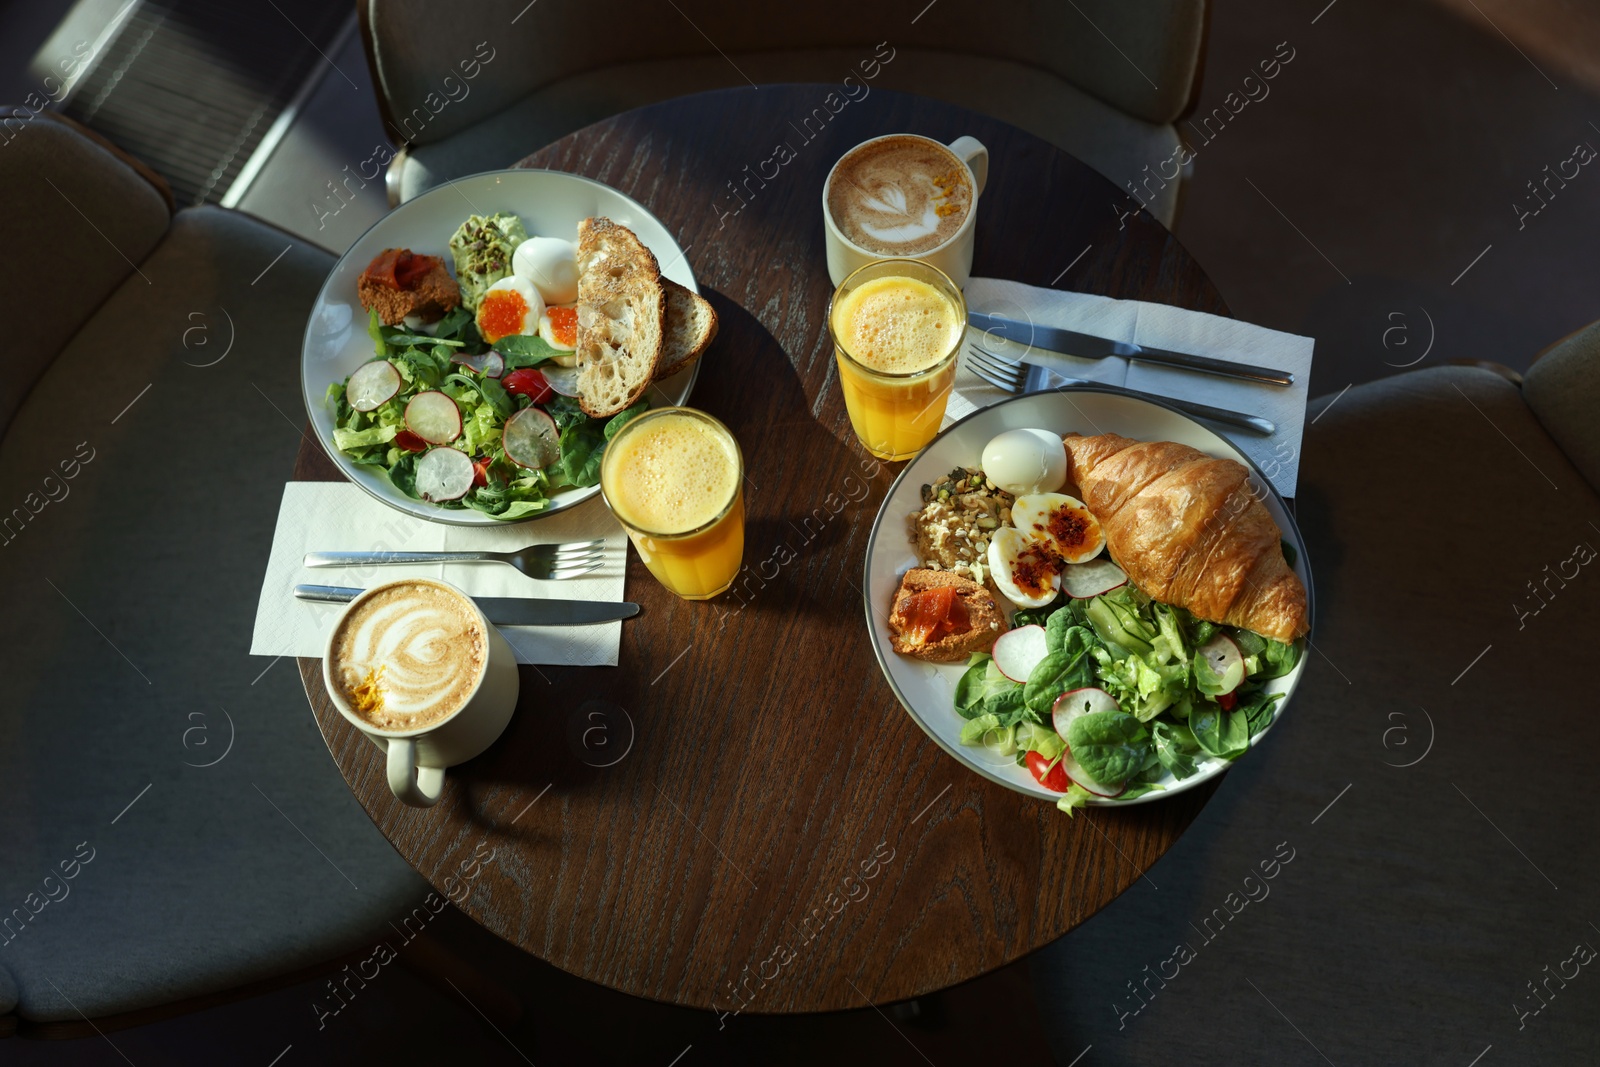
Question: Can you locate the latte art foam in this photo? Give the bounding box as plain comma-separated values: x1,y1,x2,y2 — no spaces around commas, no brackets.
827,136,972,256
331,581,486,731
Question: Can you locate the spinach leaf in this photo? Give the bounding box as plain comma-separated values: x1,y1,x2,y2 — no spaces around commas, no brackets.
954,655,1017,719
1191,704,1249,759
554,417,606,488
1280,539,1298,568
1236,690,1283,739
496,333,562,367
1256,639,1300,679
1152,720,1200,780
388,452,418,497
605,398,650,441
544,394,588,433
1117,782,1165,802
1023,627,1097,715
1064,710,1152,785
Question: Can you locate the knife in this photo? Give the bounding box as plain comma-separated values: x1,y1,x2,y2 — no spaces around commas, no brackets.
1023,363,1275,436
967,312,1295,387
294,584,640,625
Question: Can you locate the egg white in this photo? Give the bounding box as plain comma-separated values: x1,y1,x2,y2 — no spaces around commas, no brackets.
987,527,1060,608
513,237,579,305
981,428,1067,496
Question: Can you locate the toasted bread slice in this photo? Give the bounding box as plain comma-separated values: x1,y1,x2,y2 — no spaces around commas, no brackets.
888,569,1004,662
656,279,718,380
575,217,665,417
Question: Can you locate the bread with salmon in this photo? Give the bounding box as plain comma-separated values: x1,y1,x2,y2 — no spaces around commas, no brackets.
889,568,1004,662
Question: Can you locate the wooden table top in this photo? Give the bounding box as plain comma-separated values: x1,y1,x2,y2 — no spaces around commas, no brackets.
297,85,1228,1013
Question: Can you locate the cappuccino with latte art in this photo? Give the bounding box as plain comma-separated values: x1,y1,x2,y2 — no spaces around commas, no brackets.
826,135,973,256
330,579,486,732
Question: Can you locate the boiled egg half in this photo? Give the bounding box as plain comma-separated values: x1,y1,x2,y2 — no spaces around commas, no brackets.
987,527,1062,608
981,428,1068,496
476,275,545,345
513,236,579,305
538,304,579,367
1012,493,1105,564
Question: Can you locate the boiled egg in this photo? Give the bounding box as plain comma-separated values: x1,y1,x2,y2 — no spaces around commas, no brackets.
538,304,579,367
987,526,1062,608
513,236,579,305
981,428,1068,496
1012,493,1105,564
476,275,545,345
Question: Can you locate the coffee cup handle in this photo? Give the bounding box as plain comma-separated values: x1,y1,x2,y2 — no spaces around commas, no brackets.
947,136,988,196
386,738,445,808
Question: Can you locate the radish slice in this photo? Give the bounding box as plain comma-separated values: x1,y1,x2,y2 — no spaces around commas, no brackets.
502,407,559,469
538,362,580,397
451,351,505,378
405,391,462,444
346,360,401,412
413,447,475,502
992,625,1048,682
1051,687,1127,797
1061,558,1128,599
1197,634,1246,694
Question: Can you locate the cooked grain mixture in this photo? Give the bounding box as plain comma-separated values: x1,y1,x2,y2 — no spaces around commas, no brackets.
908,467,1014,584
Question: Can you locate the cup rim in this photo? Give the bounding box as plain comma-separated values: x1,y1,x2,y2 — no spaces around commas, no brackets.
827,257,968,380
600,406,744,541
322,576,492,739
822,132,981,260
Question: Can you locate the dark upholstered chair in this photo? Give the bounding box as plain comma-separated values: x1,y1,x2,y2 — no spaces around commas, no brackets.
0,111,430,1036
358,0,1208,225
1029,338,1600,1063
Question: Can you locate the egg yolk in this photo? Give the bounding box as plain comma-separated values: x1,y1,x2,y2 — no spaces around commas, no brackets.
1010,543,1061,598
478,289,529,344
547,305,578,347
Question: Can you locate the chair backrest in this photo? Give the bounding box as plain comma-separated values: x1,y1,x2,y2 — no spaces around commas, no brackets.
360,0,1207,147
1525,319,1600,494
0,110,171,434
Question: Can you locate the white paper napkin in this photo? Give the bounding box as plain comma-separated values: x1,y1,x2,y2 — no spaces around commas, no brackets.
250,482,629,666
946,278,1313,496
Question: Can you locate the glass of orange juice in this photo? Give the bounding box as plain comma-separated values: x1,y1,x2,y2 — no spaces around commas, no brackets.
829,257,965,461
600,406,745,600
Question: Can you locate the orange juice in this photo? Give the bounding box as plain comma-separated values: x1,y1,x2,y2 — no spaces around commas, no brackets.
829,260,964,461
600,408,744,600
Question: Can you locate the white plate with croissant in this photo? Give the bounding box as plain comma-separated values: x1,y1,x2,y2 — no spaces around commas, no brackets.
863,388,1314,806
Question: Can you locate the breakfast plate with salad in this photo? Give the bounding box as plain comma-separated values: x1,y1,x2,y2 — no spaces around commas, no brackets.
301,169,715,525
862,388,1314,811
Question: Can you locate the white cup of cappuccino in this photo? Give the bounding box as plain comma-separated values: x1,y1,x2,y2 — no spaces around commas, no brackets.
823,132,989,289
322,577,519,808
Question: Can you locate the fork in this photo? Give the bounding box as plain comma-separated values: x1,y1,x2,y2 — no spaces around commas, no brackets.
965,344,1276,436
304,539,608,582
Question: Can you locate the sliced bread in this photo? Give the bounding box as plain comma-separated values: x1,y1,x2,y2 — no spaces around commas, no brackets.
575,217,665,417
656,279,718,380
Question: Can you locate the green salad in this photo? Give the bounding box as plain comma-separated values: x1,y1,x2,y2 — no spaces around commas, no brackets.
326,306,644,520
954,582,1301,813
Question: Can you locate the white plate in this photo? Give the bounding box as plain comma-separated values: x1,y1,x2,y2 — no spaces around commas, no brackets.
300,169,699,526
862,388,1314,806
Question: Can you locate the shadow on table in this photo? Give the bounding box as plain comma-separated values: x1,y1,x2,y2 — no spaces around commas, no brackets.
450,285,891,825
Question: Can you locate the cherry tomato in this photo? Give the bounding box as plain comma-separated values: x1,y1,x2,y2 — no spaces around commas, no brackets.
471,456,491,488
1025,749,1072,792
1217,691,1237,711
394,429,428,453
502,367,553,404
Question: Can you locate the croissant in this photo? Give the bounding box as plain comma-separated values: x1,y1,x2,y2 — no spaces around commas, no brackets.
1061,433,1309,642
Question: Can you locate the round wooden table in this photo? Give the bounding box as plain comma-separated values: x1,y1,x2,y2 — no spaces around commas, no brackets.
297,85,1228,1013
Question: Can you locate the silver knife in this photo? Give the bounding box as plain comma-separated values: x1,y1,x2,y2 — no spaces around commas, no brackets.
294,584,639,625
968,312,1294,386
1025,363,1276,436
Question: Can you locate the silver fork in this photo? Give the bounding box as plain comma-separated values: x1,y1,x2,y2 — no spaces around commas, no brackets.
965,344,1276,436
304,539,608,582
